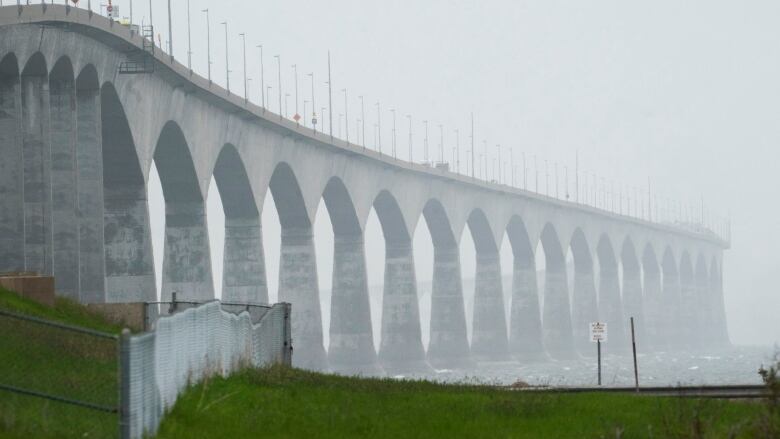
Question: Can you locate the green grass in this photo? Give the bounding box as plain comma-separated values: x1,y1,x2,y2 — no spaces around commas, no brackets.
157,366,762,439
0,287,120,439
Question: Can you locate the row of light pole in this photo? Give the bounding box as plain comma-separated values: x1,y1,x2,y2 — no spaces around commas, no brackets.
81,1,728,240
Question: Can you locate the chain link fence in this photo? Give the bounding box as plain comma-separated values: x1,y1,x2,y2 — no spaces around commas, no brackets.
1,299,292,439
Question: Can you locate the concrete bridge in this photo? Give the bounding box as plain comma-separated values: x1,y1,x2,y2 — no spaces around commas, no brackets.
0,5,730,374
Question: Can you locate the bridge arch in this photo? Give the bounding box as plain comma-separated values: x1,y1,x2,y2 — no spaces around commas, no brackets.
423,199,472,368
101,82,155,302
597,234,625,350
0,52,23,273
152,120,213,302
539,222,574,358
507,216,545,358
467,208,509,359
211,144,267,304
570,228,597,354
322,177,378,374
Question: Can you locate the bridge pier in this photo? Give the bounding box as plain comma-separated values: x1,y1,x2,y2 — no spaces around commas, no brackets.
661,260,681,349
278,227,327,371
642,260,663,350
622,262,644,344
679,263,696,349
50,65,79,299
160,201,214,302
508,259,545,360
379,241,430,374
222,217,268,303
0,57,24,273
598,266,626,354
427,245,473,369
75,77,105,303
571,267,598,355
471,251,509,360
328,234,381,375
542,261,575,359
21,61,53,276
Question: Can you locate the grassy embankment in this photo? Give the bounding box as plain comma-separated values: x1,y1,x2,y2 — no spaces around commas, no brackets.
0,287,121,439
0,286,772,438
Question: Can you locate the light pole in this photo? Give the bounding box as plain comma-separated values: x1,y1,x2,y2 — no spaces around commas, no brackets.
342,89,349,144
406,114,412,162
439,124,444,164
285,93,290,118
221,21,229,93
258,45,265,110
186,0,192,70
167,0,173,60
239,33,247,103
376,102,381,154
274,55,282,119
522,152,527,190
510,147,514,186
359,96,365,149
292,64,299,124
390,109,396,158
470,113,475,178
455,129,460,174
202,9,211,82
308,73,316,132
327,51,333,139
304,100,309,127
496,144,501,184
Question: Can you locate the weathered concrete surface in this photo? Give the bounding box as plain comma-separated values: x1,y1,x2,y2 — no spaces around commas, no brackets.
379,241,430,374
328,234,381,375
278,227,327,371
471,251,509,360
598,266,626,354
571,268,598,355
160,201,214,302
661,260,682,350
622,264,644,343
428,245,473,369
642,258,663,350
222,217,268,303
542,265,576,359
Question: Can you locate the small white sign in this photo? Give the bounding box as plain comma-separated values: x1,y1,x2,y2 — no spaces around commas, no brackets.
590,322,608,342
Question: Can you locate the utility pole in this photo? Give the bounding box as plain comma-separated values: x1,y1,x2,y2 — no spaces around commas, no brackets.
202,9,211,82
239,33,247,103
221,22,229,93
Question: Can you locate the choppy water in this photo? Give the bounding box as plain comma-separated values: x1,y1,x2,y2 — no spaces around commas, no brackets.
395,345,777,387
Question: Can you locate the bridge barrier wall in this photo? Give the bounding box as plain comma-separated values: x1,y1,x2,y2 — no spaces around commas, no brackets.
122,301,291,439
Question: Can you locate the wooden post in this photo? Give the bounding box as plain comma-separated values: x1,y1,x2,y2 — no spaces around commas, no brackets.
597,339,601,386
631,316,639,391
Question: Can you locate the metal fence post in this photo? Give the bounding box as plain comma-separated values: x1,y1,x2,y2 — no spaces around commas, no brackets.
283,303,292,366
119,328,131,439
168,292,178,315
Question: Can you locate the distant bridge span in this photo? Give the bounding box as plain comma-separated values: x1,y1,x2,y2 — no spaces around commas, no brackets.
0,5,729,374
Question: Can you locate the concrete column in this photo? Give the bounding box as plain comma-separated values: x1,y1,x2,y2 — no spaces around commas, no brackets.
428,245,473,369
103,184,156,303
0,70,24,272
622,265,644,343
76,86,105,303
278,227,327,371
642,265,663,350
21,73,52,275
711,271,730,347
222,217,268,303
508,258,545,360
598,267,626,354
50,74,79,299
661,269,681,349
379,241,429,374
571,268,598,355
678,273,697,349
694,271,710,347
471,251,509,360
329,234,381,375
542,263,575,359
160,201,214,302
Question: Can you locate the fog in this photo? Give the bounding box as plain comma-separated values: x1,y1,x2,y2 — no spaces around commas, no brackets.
129,0,780,346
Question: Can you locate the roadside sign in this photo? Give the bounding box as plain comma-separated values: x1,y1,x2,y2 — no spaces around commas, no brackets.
293,113,301,122
590,322,607,342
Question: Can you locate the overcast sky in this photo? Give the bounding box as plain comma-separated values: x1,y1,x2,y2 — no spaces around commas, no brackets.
115,0,780,346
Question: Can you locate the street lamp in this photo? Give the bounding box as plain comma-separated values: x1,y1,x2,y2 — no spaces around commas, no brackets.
274,55,282,119
406,114,412,162
439,124,444,164
423,120,429,163
239,33,247,103
308,72,316,132
202,9,211,82
455,129,460,174
292,64,299,125
257,45,265,110
342,89,349,144
376,102,381,154
390,109,396,159
359,96,365,149
186,0,192,70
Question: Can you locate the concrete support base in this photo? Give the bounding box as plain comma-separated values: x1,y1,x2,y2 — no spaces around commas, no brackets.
222,217,268,303
508,262,546,361
471,252,509,360
328,235,381,376
571,270,598,355
542,267,575,359
278,228,327,371
427,246,473,369
379,242,430,374
160,201,214,302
